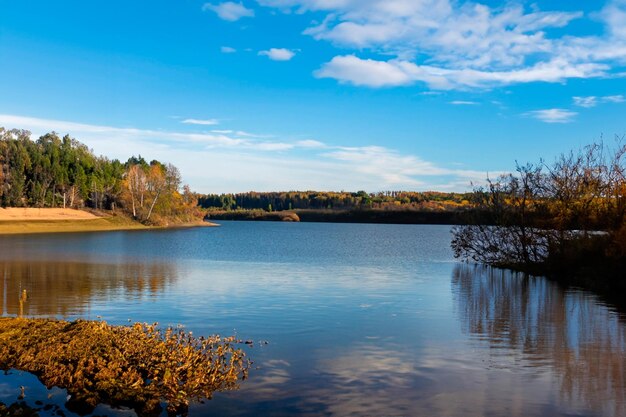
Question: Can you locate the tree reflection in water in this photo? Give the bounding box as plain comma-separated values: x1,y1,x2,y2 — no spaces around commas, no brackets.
0,261,177,317
452,264,626,417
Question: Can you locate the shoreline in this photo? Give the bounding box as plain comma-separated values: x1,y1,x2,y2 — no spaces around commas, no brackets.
206,208,472,225
0,208,218,235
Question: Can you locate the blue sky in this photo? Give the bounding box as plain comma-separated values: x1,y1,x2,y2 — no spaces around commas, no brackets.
1,0,625,193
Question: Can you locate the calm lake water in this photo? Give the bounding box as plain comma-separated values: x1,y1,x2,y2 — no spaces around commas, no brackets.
0,222,625,417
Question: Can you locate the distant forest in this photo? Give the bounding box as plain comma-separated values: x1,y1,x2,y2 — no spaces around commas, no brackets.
198,190,474,212
0,128,199,223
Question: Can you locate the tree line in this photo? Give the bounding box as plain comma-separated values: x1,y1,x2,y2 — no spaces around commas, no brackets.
0,128,199,224
452,139,626,282
198,190,473,212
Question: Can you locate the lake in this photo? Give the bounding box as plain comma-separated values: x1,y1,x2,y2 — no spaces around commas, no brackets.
0,222,624,417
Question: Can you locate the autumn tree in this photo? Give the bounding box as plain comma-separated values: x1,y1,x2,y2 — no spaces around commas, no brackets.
452,139,626,277
125,163,146,219
122,160,183,222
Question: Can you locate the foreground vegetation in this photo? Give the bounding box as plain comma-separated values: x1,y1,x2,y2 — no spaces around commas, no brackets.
0,128,203,225
0,318,249,416
452,139,626,289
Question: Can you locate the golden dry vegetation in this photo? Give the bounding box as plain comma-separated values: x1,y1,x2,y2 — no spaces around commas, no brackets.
0,212,148,235
0,207,100,221
0,318,249,416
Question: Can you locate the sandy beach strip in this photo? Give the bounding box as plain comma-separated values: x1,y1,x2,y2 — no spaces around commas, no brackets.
0,208,100,221
0,208,217,235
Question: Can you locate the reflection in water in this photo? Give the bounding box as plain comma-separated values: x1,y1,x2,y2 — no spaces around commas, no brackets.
1,224,625,417
212,342,432,417
0,261,178,317
453,264,626,417
310,344,427,417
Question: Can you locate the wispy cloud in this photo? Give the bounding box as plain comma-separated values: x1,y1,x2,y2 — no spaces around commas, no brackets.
0,113,491,193
260,0,626,90
203,2,254,21
181,118,220,126
220,46,237,53
526,108,578,124
323,146,489,186
296,139,327,149
572,96,598,108
573,94,625,107
210,129,272,138
232,130,272,138
450,100,479,105
259,48,296,61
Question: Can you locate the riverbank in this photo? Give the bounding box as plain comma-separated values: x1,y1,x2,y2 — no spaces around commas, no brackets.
0,208,217,235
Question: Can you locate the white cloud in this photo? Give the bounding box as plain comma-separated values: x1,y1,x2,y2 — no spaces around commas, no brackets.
258,48,296,61
221,46,237,53
315,56,413,87
599,0,626,40
314,55,606,89
0,113,490,193
203,2,254,21
181,118,220,125
258,0,626,90
526,109,578,124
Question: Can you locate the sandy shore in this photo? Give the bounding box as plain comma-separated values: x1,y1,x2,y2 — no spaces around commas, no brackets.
0,208,101,221
0,208,217,235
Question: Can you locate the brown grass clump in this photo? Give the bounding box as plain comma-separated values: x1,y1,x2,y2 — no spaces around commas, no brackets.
0,318,249,416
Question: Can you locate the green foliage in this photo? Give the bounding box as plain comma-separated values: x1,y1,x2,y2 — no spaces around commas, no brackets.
0,127,199,224
1,128,108,209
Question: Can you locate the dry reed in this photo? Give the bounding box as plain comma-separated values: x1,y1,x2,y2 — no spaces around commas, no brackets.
0,318,249,416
